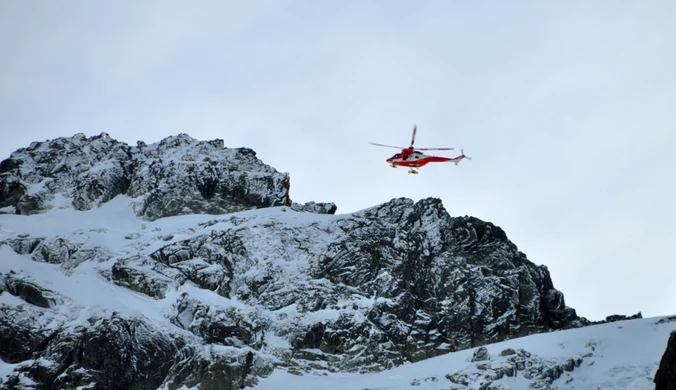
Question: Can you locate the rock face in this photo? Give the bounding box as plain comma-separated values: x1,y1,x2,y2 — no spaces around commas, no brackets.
291,201,337,215
268,198,585,371
445,347,583,390
655,330,676,390
0,133,291,220
0,301,272,390
2,196,588,382
0,133,592,388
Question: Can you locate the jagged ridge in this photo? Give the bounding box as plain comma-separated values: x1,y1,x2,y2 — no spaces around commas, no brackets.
0,133,299,220
0,133,596,388
1,198,588,385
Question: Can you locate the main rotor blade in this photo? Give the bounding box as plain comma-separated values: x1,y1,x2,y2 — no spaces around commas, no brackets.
417,147,454,151
368,142,405,149
410,125,417,147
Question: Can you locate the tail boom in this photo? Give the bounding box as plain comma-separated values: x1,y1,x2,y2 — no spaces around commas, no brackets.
449,149,471,165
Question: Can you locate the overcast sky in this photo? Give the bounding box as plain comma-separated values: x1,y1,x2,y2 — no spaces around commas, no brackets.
1,0,675,322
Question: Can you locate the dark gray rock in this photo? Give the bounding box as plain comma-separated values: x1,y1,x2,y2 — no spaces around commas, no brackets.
657,316,676,325
110,258,175,299
138,196,588,373
148,232,236,297
162,347,271,390
0,236,42,255
445,348,582,389
291,201,337,215
472,346,490,362
0,303,56,364
292,198,584,369
0,307,273,390
171,293,266,349
127,136,290,220
2,272,64,308
595,312,643,324
0,132,132,215
655,330,676,390
1,236,112,270
0,133,291,220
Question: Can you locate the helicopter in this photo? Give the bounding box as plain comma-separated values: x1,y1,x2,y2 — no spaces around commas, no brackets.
368,125,471,174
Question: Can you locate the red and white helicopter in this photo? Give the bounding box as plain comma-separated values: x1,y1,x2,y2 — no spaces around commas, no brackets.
369,125,470,174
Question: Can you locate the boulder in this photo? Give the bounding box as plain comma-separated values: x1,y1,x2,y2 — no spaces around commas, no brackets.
655,330,676,390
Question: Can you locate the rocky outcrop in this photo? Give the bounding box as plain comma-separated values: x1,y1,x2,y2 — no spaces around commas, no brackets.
0,133,291,220
655,330,676,390
585,312,643,326
2,236,113,270
128,137,290,220
111,196,586,373
170,293,266,349
1,272,65,308
1,194,588,383
291,201,337,215
0,132,599,388
0,304,273,390
444,347,582,389
291,198,584,370
0,133,132,215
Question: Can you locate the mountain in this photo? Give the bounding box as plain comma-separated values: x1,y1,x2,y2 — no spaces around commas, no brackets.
0,132,292,219
0,133,671,390
251,314,676,390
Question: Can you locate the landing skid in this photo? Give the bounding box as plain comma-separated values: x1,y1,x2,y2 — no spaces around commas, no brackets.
389,164,419,174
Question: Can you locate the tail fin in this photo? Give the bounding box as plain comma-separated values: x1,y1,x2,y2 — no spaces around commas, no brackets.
452,149,471,166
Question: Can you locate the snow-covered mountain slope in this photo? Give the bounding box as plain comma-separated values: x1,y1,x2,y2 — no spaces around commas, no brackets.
0,192,590,389
251,315,676,390
1,133,669,390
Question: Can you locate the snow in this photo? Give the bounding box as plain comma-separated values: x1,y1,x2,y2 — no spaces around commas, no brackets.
250,317,675,390
0,194,337,329
0,362,19,385
0,290,26,306
1,194,674,389
0,195,143,239
87,159,118,174
0,246,171,328
25,178,52,196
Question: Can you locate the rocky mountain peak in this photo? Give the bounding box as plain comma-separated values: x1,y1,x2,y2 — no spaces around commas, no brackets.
0,132,296,220
0,132,606,389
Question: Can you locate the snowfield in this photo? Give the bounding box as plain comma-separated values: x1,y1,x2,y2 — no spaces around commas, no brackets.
0,194,337,331
251,315,676,390
1,195,673,389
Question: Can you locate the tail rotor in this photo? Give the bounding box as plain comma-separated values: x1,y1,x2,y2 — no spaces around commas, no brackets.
452,149,472,166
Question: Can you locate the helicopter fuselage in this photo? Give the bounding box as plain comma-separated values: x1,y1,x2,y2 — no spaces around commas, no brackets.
386,150,451,167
